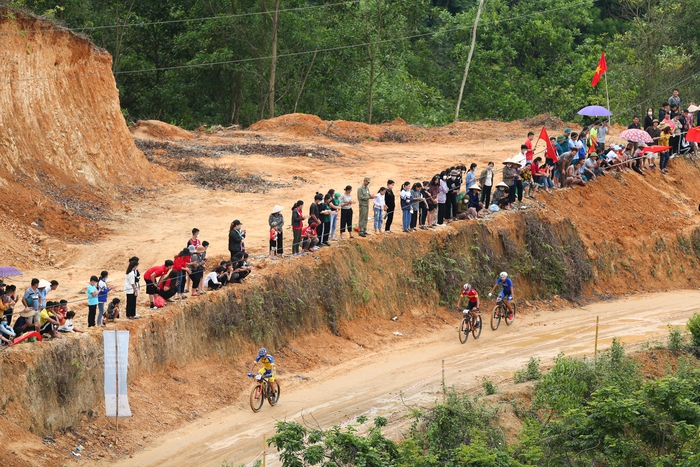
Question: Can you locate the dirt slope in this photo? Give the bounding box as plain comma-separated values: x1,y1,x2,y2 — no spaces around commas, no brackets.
0,7,161,262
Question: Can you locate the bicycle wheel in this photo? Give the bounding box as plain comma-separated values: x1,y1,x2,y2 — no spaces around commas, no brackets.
268,381,281,406
505,302,516,326
472,315,482,339
250,384,264,412
459,317,470,344
490,305,501,330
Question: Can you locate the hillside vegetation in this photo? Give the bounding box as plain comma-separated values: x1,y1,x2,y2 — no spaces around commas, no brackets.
7,0,700,128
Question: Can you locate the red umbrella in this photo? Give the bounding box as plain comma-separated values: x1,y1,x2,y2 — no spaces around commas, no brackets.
618,129,654,143
687,127,700,144
641,145,672,154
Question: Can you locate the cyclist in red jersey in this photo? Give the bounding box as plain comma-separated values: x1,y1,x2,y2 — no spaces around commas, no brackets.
456,283,480,326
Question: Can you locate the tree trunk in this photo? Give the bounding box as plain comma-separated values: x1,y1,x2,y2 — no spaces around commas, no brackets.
231,71,243,125
294,51,317,113
268,0,280,118
455,0,485,122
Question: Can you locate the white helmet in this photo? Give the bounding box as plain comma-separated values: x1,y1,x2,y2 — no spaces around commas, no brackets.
462,283,472,292
499,271,508,279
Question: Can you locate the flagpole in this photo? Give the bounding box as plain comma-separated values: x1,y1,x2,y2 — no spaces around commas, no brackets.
604,71,611,124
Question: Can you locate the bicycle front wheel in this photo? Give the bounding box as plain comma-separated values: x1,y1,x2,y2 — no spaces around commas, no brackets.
505,303,516,326
268,381,281,406
459,317,470,344
250,384,264,412
472,315,482,339
491,305,501,330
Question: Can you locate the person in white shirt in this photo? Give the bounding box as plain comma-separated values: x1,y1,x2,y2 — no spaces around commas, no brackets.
373,187,387,234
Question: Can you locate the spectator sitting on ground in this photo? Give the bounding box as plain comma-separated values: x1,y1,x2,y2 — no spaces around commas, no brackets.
467,185,483,219
106,298,120,322
233,252,253,282
567,160,586,187
13,308,39,339
204,266,226,290
584,153,604,180
58,311,84,333
39,301,62,339
302,221,320,252
0,314,15,345
491,182,510,209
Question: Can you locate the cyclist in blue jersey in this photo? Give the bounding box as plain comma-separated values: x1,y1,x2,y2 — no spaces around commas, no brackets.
488,271,514,319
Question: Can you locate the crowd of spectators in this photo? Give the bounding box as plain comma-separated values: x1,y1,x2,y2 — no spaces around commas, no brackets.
1,96,698,348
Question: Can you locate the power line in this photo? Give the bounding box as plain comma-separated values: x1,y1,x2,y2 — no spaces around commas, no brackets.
0,0,594,84
613,68,700,117
0,0,362,35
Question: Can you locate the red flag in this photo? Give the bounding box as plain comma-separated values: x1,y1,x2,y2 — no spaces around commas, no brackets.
538,127,558,163
591,52,607,87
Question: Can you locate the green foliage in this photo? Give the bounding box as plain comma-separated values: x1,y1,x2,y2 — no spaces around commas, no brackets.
668,325,686,352
687,313,700,347
482,377,497,395
15,0,700,127
513,357,541,383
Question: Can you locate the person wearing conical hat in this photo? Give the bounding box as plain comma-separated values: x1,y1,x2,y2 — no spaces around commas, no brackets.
269,205,285,255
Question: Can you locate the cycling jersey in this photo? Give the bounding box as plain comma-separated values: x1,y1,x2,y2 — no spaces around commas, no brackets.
496,277,513,295
255,354,275,370
461,288,479,303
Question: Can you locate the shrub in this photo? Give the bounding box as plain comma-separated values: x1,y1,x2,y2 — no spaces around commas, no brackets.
514,357,541,383
668,325,685,351
687,313,700,347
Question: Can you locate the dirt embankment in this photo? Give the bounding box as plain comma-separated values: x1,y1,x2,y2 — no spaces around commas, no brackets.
0,8,163,266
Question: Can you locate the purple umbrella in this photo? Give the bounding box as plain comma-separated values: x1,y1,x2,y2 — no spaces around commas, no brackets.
0,266,22,278
577,105,612,117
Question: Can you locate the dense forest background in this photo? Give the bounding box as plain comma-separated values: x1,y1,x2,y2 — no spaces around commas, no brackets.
6,0,700,128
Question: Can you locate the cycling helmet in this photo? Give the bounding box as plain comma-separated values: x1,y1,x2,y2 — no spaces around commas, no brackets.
499,271,508,279
462,283,472,292
258,347,267,357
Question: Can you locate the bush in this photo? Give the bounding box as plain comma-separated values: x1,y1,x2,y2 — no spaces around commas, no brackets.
668,325,686,351
482,377,498,395
514,357,541,383
687,313,700,347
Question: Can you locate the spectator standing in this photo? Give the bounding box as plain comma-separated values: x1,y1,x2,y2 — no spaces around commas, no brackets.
269,206,284,255
189,246,207,296
97,270,110,327
187,228,201,249
478,162,494,204
437,172,449,226
87,276,99,327
329,190,341,240
22,279,41,326
669,89,681,110
339,186,354,239
643,108,654,130
502,159,516,205
309,193,322,227
465,163,477,189
628,116,641,130
597,120,609,153
410,182,426,231
319,194,333,246
269,225,279,258
524,132,535,163
384,180,395,234
291,200,305,255
173,248,193,300
421,181,434,229
428,176,440,227
446,170,460,223
124,258,140,320
659,102,670,122
373,187,386,234
400,181,413,233
228,220,244,260
357,177,374,237
144,260,173,309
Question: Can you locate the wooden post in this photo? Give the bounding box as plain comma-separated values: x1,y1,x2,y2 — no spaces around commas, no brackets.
454,0,485,122
262,434,267,467
441,359,445,400
594,316,599,365
114,330,119,438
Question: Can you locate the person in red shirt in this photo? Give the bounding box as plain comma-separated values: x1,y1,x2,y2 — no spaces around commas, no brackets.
144,260,174,309
525,131,535,163
173,249,194,300
157,270,180,302
455,283,480,325
301,222,319,252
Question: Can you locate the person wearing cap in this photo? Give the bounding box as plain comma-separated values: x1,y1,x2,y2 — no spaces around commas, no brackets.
582,154,602,181
13,307,40,339
144,260,174,309
357,177,375,237
228,219,245,260
645,119,661,144
269,205,285,255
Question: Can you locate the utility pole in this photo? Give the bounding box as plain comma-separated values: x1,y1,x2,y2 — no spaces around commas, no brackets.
455,0,485,122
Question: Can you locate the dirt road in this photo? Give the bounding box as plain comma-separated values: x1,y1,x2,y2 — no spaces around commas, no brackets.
93,290,699,467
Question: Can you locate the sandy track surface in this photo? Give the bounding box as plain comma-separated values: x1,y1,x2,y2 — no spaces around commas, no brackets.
93,290,699,467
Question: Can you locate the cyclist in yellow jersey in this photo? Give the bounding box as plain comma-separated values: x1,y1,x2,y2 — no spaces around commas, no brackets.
248,347,278,395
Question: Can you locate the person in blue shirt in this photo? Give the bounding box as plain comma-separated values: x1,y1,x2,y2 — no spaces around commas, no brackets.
488,271,514,318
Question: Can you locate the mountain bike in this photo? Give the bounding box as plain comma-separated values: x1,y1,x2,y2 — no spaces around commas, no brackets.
249,374,280,412
490,295,516,330
458,308,482,343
